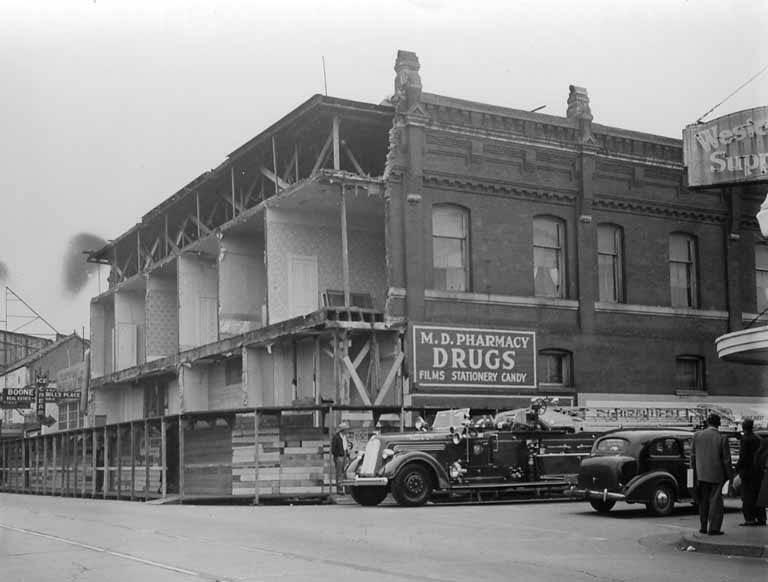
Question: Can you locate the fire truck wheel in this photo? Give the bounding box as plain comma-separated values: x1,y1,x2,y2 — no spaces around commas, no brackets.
392,463,433,507
350,486,388,506
589,499,616,513
646,483,675,516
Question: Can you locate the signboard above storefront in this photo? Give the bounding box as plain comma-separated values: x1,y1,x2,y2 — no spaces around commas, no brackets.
683,106,768,188
412,324,536,390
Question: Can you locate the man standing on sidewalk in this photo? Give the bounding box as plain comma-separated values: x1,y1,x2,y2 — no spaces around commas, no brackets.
692,413,733,535
735,419,763,526
332,421,351,494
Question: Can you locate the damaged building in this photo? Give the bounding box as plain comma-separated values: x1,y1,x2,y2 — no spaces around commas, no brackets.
85,49,767,429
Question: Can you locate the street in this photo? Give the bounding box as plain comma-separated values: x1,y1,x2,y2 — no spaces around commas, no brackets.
0,494,764,582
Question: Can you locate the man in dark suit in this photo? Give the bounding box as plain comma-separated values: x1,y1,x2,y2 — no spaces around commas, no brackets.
735,419,764,526
331,421,351,494
691,413,732,535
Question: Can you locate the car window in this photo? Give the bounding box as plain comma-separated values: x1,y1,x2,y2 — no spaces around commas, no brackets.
594,437,629,455
648,438,682,457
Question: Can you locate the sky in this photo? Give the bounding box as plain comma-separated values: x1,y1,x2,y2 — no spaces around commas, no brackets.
0,0,766,339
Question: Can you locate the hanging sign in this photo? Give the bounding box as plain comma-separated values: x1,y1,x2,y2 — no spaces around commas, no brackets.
412,324,536,390
683,107,768,188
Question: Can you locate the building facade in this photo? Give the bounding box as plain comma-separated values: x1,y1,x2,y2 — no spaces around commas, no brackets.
85,51,767,428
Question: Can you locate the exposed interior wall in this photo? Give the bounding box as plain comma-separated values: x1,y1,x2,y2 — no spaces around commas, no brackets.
242,344,294,407
178,254,219,351
167,378,180,415
146,274,179,360
180,365,209,412
219,234,266,338
266,208,386,324
92,383,143,424
90,298,115,377
207,358,244,410
114,290,146,371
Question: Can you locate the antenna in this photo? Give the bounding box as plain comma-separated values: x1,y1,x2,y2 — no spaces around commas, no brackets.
322,56,328,96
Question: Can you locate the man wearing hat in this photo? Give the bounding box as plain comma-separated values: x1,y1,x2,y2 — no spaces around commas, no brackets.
735,418,765,526
692,413,733,535
332,421,351,494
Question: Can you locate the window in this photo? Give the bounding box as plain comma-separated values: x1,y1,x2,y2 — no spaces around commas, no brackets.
432,205,469,291
669,233,698,308
675,356,704,391
539,349,572,386
57,401,82,430
756,245,768,312
533,217,565,298
649,438,682,458
144,380,167,418
225,357,243,386
597,224,624,302
594,438,629,456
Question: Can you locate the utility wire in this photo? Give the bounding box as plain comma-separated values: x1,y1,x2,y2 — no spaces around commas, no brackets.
696,62,768,123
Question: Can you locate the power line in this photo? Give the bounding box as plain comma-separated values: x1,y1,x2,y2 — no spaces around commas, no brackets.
696,62,768,123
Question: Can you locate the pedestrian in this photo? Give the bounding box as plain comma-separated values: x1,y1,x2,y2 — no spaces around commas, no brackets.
735,419,762,526
754,436,768,526
691,413,732,535
331,421,351,494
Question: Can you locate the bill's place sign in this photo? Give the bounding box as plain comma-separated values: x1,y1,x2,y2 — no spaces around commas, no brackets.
412,325,536,389
684,107,768,188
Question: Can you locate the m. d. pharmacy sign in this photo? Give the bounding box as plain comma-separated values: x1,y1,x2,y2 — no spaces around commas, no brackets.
412,325,536,389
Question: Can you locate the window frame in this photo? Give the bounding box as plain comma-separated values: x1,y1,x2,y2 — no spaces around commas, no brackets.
597,223,624,303
432,204,470,292
755,243,768,313
538,348,573,387
668,233,699,308
533,216,566,298
674,355,705,392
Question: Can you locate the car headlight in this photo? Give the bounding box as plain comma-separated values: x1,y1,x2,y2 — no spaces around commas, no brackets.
381,448,395,460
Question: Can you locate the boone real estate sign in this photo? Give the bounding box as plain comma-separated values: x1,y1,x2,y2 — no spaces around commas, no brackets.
412,325,536,390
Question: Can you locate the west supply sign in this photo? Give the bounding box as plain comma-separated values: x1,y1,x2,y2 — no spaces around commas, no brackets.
412,325,536,389
683,107,768,188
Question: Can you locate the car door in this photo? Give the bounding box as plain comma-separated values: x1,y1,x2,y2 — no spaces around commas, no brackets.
646,437,685,491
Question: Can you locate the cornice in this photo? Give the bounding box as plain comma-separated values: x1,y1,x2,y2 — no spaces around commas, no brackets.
422,172,577,205
593,195,727,224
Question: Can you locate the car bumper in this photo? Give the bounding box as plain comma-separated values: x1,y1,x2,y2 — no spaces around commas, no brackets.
342,476,389,487
568,485,626,502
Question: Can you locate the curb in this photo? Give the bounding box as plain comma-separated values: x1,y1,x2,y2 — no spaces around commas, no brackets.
680,534,768,558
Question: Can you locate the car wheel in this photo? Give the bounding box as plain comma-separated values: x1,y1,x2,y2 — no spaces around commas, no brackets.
646,483,675,517
391,463,433,507
350,486,388,507
589,499,616,513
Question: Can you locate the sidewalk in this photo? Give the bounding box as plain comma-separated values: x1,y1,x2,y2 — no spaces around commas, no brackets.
681,510,768,558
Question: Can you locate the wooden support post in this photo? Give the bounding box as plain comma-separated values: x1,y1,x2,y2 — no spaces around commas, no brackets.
21,436,26,492
160,418,167,499
42,438,48,495
332,116,341,171
52,434,58,495
178,417,185,504
311,133,333,175
253,410,259,506
81,429,87,498
116,426,122,499
271,137,279,195
103,427,108,499
144,420,150,499
91,429,97,498
164,214,169,256
137,230,142,273
231,166,237,216
196,192,201,238
73,434,78,496
295,143,299,183
340,183,350,308
130,422,136,501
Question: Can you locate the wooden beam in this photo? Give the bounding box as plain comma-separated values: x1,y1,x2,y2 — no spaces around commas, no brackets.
374,351,404,405
52,434,57,495
116,426,122,498
102,427,108,499
342,140,366,176
282,147,298,183
252,410,259,505
260,167,289,191
91,430,97,498
144,419,150,499
332,116,340,171
43,437,48,495
191,215,213,237
72,434,78,496
272,136,279,194
161,418,167,499
130,422,136,501
311,133,333,175
81,429,87,498
340,184,350,307
342,355,372,406
178,417,185,504
351,339,370,371
231,166,238,216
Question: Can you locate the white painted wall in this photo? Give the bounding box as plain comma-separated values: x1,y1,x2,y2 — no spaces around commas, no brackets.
178,254,219,351
114,290,146,371
219,235,266,338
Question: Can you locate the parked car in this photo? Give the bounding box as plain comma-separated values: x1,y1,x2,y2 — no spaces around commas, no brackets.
572,428,701,516
344,407,593,507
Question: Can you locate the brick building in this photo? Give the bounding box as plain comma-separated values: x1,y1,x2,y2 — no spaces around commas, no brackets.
85,50,767,427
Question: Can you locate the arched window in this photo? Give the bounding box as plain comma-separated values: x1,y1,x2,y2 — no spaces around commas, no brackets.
432,205,469,292
539,349,573,387
597,224,624,303
755,244,768,313
533,217,566,298
669,233,698,308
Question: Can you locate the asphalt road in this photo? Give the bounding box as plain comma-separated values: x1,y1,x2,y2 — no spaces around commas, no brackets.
0,494,764,582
